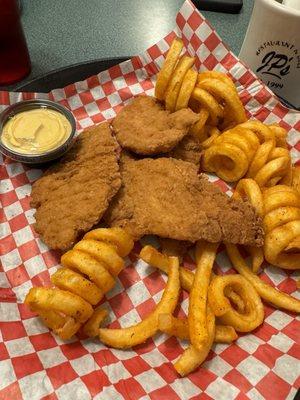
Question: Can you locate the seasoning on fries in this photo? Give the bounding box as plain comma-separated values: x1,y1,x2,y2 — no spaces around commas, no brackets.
203,119,293,187
263,185,300,270
83,308,108,338
155,37,184,101
174,305,215,377
98,257,180,348
189,241,219,350
158,313,238,344
226,243,300,313
25,228,134,339
208,274,264,332
232,178,264,273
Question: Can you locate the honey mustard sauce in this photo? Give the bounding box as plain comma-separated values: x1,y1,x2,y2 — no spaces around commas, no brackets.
1,108,72,154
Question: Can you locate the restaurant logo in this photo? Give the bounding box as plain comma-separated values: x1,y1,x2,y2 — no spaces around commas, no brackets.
257,51,292,79
255,41,300,90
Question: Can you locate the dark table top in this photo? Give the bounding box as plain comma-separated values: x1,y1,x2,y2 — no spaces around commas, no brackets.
2,0,254,91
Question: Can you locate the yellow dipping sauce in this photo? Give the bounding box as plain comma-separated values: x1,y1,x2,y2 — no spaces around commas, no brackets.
1,108,72,154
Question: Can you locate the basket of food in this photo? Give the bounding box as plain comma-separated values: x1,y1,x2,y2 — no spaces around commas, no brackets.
0,1,299,399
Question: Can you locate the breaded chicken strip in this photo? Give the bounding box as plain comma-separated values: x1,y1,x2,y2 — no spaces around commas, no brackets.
105,156,263,246
31,123,121,251
112,96,199,155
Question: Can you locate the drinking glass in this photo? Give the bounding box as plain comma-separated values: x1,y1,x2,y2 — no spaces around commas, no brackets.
0,0,31,85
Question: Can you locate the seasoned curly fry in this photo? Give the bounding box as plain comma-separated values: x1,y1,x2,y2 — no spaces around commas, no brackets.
176,68,198,110
215,324,238,343
25,228,134,339
155,37,248,144
140,245,194,291
189,241,219,349
158,313,238,343
25,288,93,323
263,185,300,269
254,155,290,188
165,55,195,112
208,274,264,332
155,37,183,101
247,140,274,179
264,221,300,269
292,166,300,194
197,71,237,92
73,240,124,276
37,310,81,340
83,227,134,257
269,124,288,148
226,243,300,312
201,126,221,149
196,79,246,126
239,121,274,143
232,179,264,273
234,178,264,217
203,123,267,182
189,108,209,141
51,267,103,306
140,245,245,312
174,305,215,377
202,117,292,188
98,257,180,348
203,141,249,181
158,314,189,340
83,308,108,338
192,87,223,126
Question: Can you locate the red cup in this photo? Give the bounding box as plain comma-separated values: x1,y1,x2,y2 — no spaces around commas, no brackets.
0,0,31,85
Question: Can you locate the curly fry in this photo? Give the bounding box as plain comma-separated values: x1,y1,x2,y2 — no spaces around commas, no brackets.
25,228,134,339
192,87,223,126
208,274,264,332
188,108,210,141
98,257,180,348
292,166,300,194
189,241,219,349
247,140,275,179
226,243,300,312
158,313,238,343
165,55,195,112
83,308,108,338
264,221,300,269
269,124,288,148
155,37,183,101
233,179,264,273
176,68,198,110
174,305,215,377
262,184,300,269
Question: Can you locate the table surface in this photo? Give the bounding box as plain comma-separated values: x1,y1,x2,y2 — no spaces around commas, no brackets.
2,0,254,91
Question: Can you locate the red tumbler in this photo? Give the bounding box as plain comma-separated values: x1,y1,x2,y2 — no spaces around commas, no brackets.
0,0,31,85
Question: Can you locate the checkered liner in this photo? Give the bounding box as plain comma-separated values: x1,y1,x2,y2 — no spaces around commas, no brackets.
1,1,299,399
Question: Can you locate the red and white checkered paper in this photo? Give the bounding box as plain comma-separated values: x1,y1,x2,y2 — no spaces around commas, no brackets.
1,1,300,399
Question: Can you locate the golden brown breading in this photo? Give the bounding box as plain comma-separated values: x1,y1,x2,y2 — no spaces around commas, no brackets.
159,238,192,259
105,156,264,246
112,96,199,155
31,123,121,251
168,134,202,165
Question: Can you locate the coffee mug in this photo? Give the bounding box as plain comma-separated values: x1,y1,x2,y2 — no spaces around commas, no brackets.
239,0,300,110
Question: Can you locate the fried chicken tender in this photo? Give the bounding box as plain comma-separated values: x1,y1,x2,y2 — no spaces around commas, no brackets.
112,96,199,155
159,238,192,260
105,156,264,246
168,134,202,165
31,123,121,251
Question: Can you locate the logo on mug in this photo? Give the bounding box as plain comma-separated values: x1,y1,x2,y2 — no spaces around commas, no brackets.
257,51,292,79
255,41,300,92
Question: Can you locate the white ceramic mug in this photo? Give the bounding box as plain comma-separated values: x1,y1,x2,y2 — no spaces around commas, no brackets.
239,0,300,109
